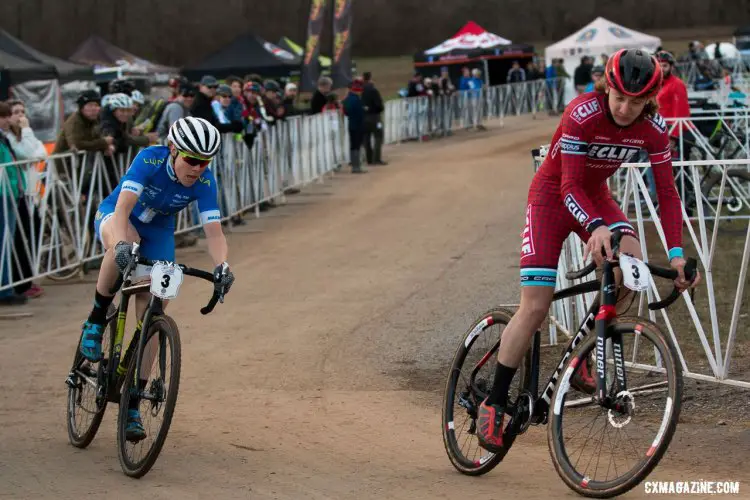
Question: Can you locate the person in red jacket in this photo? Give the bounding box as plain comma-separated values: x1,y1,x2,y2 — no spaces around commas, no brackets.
655,51,695,144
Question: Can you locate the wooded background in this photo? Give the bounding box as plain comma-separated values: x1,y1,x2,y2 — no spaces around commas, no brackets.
1,0,748,65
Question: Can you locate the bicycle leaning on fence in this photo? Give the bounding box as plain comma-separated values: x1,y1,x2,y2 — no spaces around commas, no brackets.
65,242,228,478
442,229,698,498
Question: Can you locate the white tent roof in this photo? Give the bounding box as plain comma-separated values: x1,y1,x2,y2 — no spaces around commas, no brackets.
545,17,661,62
425,21,512,55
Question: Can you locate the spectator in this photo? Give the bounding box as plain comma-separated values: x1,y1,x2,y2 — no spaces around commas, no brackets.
100,93,151,155
656,50,693,141
190,75,220,124
343,78,366,174
408,72,426,97
5,100,46,161
574,56,593,95
262,80,284,123
191,75,241,133
525,61,541,81
0,102,27,305
600,53,609,66
3,100,46,299
584,66,604,92
507,61,526,83
167,76,187,102
226,75,244,99
361,71,386,166
156,83,196,140
458,67,472,91
240,81,265,151
310,77,333,114
212,84,235,124
283,83,300,117
53,90,113,156
439,66,456,96
322,93,342,113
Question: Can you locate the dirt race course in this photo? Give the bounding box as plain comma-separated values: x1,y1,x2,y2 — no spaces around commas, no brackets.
2,115,749,499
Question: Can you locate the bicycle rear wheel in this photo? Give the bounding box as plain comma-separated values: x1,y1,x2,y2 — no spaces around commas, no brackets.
547,317,682,498
442,308,530,476
117,315,181,478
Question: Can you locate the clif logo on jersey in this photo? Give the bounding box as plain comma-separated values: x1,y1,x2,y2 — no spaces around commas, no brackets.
564,194,589,225
587,143,641,162
570,98,601,125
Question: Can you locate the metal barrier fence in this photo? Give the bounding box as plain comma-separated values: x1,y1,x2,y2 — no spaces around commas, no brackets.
1,77,569,294
384,78,566,144
531,124,750,388
0,111,349,292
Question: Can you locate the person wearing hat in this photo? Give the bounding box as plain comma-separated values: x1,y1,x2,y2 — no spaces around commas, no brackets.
212,84,235,124
189,75,242,134
343,78,367,173
283,82,299,117
53,90,114,156
584,65,604,93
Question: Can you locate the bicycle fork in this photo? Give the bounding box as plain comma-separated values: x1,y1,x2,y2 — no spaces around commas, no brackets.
594,262,628,408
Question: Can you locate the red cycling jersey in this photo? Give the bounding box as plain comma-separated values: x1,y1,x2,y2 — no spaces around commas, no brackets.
520,92,684,286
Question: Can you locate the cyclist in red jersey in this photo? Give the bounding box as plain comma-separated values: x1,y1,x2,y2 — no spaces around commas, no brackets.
476,49,701,453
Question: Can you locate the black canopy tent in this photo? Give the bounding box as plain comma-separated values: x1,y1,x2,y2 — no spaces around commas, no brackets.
182,33,301,81
734,26,750,52
414,21,534,85
0,49,57,100
0,29,93,83
70,35,175,75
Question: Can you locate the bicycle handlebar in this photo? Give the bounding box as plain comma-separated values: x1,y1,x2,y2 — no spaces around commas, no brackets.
110,243,224,315
564,230,699,311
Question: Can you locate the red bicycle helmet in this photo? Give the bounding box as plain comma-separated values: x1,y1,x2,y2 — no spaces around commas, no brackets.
605,48,662,97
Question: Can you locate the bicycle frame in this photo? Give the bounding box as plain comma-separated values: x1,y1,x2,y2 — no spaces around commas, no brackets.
521,260,626,425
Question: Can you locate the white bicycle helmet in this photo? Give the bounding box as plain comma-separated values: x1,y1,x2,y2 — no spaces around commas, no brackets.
130,90,145,105
107,93,134,110
167,116,221,159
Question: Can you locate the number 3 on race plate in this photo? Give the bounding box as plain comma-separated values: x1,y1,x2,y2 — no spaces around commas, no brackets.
150,262,184,299
619,254,651,292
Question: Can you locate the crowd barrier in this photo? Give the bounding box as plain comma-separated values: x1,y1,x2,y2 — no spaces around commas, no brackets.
531,131,750,388
1,77,567,293
384,78,566,144
0,111,349,292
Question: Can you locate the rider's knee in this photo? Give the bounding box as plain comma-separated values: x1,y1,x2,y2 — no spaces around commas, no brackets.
518,292,552,324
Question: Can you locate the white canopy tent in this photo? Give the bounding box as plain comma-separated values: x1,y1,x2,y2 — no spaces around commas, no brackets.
545,17,661,103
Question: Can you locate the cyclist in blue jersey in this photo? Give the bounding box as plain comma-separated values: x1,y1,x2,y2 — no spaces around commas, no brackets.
79,116,235,441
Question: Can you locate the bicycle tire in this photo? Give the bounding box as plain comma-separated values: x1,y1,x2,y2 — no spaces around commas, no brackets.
66,305,117,448
700,168,750,213
116,315,181,478
547,317,682,498
442,307,528,476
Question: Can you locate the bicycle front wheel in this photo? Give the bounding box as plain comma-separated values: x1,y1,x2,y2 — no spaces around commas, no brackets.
117,315,181,478
66,305,116,448
547,317,682,498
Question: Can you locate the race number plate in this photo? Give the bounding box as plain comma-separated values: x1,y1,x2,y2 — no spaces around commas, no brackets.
620,254,651,292
150,263,184,299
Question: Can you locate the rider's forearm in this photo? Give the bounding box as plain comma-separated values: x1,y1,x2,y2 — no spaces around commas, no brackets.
206,233,228,267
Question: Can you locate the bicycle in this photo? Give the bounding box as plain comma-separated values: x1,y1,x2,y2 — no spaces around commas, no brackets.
65,242,225,478
442,230,698,498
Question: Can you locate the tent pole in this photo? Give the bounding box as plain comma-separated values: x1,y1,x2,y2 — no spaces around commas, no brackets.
483,58,489,86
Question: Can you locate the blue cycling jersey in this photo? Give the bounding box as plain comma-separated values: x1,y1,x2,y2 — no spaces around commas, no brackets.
100,145,221,228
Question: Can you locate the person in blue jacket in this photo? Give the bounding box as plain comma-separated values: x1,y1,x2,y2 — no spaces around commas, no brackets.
343,78,367,174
